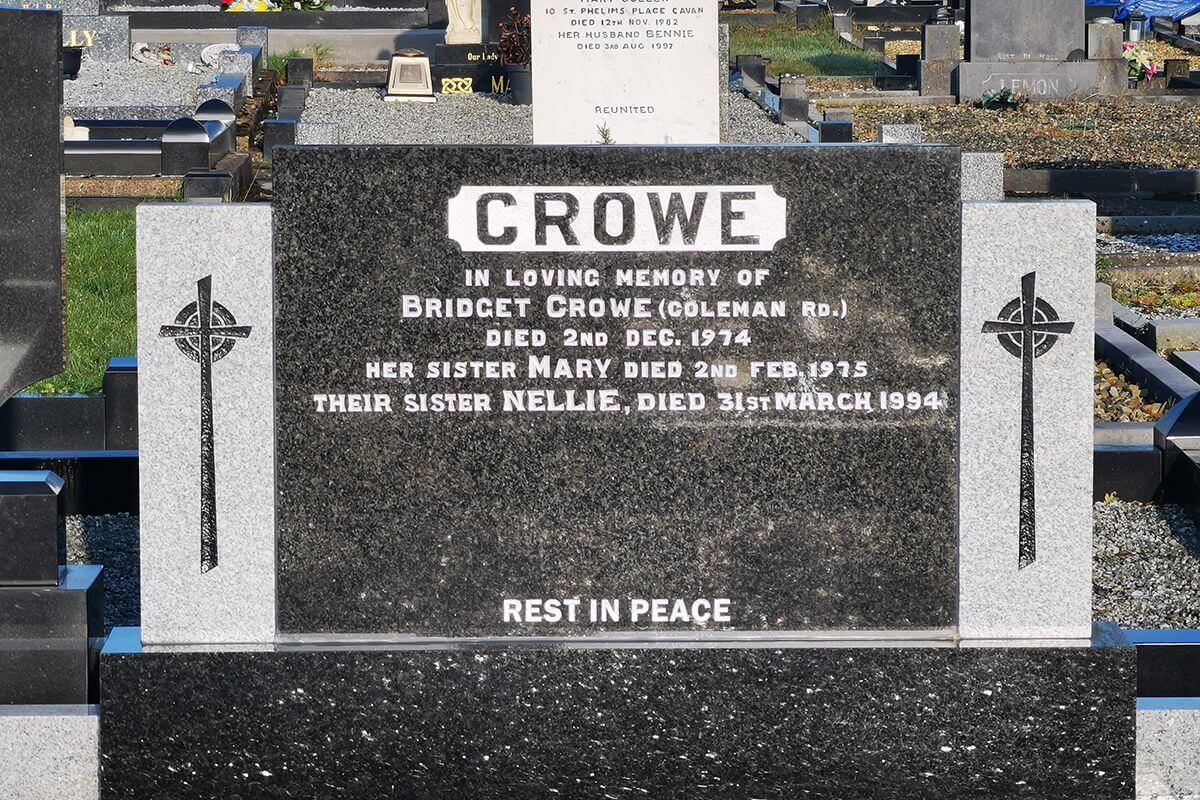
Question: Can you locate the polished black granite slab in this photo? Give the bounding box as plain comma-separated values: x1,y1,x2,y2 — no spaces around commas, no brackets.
0,565,103,703
100,629,1135,799
272,145,962,635
0,470,64,585
0,9,64,404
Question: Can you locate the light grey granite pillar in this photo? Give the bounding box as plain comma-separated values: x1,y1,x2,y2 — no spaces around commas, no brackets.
0,706,98,800
961,152,1005,201
137,203,276,645
959,200,1095,639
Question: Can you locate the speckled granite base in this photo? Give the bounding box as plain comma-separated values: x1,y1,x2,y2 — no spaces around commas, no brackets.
272,145,962,636
1138,700,1200,800
99,630,1136,799
0,706,98,800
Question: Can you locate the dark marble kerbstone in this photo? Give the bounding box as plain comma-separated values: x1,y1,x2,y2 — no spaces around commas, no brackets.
99,635,1136,799
272,145,962,635
0,565,103,704
0,9,64,404
0,471,64,585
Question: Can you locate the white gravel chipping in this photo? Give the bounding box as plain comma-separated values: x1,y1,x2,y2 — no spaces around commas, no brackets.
300,88,798,144
1094,501,1200,629
64,59,215,111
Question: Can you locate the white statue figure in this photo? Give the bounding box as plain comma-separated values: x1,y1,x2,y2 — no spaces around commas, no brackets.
445,0,482,45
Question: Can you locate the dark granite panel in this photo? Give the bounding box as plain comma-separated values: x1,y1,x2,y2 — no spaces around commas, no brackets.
103,358,138,450
272,145,962,635
99,637,1136,799
0,394,106,451
0,470,63,585
0,451,137,515
1137,643,1200,697
0,565,103,703
0,9,65,404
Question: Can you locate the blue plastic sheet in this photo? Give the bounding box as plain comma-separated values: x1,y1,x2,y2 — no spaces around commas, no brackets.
1089,0,1200,22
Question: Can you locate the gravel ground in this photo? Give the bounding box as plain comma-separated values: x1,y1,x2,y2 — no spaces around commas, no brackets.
64,59,214,110
65,502,1200,632
1095,360,1168,422
1142,306,1200,319
66,514,139,632
1098,233,1200,255
851,102,1200,169
1094,501,1200,629
1142,39,1200,71
301,89,797,144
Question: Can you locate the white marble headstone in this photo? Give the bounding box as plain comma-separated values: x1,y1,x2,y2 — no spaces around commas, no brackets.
531,0,719,144
137,203,276,645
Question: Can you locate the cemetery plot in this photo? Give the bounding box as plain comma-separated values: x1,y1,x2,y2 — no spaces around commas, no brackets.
848,102,1200,169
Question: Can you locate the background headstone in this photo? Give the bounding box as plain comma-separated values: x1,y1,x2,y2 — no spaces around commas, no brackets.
137,204,275,645
959,199,1095,639
531,0,719,143
0,8,64,405
18,0,100,14
64,15,130,62
961,151,1005,200
967,0,1085,61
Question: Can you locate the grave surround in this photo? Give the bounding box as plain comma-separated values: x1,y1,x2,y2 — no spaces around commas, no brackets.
107,143,1128,796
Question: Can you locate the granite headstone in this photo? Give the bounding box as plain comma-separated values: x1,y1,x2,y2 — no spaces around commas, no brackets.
0,8,64,404
272,144,962,636
967,0,1085,62
63,14,130,61
531,0,719,143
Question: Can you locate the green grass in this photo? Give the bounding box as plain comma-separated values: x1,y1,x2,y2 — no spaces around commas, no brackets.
728,15,894,77
266,41,336,75
267,48,304,75
28,208,137,396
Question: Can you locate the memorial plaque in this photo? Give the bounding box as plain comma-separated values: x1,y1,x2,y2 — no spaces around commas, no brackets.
272,145,961,636
531,0,719,143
